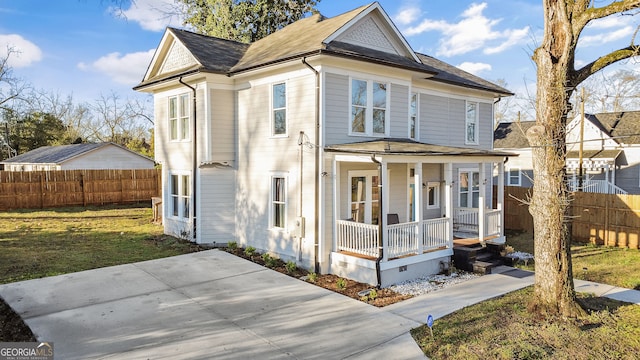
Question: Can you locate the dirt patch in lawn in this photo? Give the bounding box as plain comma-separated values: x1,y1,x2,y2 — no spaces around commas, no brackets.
0,298,35,342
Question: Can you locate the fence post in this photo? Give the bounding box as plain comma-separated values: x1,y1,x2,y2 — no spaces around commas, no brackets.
39,174,44,209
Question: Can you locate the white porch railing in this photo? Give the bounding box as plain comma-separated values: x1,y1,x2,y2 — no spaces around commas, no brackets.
423,217,450,251
454,208,502,238
337,218,451,260
567,179,627,194
336,220,378,258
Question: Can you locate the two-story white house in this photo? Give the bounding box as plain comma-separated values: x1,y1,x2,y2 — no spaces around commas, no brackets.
135,2,513,287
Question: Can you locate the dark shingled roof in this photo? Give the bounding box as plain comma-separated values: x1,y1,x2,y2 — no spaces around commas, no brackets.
1,143,131,164
136,4,512,96
493,121,537,148
588,111,640,145
566,150,621,159
325,138,514,157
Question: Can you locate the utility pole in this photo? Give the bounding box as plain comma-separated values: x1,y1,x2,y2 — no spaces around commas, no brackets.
578,87,585,190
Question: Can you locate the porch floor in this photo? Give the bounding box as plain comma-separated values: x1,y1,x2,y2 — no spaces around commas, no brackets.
338,246,449,261
453,235,500,248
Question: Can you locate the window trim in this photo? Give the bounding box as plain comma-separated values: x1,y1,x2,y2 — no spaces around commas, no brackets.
271,82,288,138
458,168,480,208
409,92,419,140
508,167,521,186
465,101,479,145
168,93,190,142
269,172,288,230
426,182,440,209
349,78,390,137
168,172,191,221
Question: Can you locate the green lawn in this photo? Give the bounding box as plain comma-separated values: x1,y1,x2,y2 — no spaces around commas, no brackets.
0,204,201,284
506,230,640,290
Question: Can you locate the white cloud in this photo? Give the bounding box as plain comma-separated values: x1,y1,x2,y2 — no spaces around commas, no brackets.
0,34,42,68
579,26,635,47
404,2,529,57
114,0,183,32
394,6,421,26
78,49,155,85
457,62,492,75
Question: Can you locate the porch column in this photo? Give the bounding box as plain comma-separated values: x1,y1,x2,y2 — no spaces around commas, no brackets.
415,162,423,253
381,159,389,262
332,158,339,253
444,163,454,248
497,160,505,239
478,162,486,242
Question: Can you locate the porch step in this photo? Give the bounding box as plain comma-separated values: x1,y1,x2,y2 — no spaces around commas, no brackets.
453,245,504,274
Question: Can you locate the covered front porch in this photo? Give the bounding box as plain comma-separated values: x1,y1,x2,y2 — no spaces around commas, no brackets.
325,139,510,287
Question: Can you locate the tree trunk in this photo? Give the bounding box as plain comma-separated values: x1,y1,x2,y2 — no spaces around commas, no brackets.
527,0,584,318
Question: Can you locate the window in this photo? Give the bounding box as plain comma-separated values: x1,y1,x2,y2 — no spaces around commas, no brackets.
459,170,479,208
348,170,380,224
272,83,287,136
350,79,388,136
426,182,440,209
270,175,287,229
465,101,478,144
169,94,190,141
410,93,418,139
170,173,190,219
508,167,521,186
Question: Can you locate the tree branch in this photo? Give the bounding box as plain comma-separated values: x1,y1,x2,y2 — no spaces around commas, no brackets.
570,45,640,86
573,1,640,40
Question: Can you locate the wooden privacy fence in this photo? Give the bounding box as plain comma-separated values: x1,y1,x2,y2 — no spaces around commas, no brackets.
498,186,640,249
0,169,161,210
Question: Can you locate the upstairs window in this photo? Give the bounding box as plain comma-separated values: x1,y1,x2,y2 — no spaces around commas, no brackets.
410,93,418,140
169,93,190,141
272,83,287,136
350,79,388,136
465,101,479,145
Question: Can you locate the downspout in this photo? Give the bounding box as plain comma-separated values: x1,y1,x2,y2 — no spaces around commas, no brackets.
302,57,321,274
179,77,197,242
371,154,383,289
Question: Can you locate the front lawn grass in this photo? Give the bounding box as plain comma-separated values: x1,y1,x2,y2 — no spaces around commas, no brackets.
0,204,202,284
506,230,640,289
412,286,640,359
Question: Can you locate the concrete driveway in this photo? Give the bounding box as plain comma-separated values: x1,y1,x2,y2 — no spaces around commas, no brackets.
0,250,425,359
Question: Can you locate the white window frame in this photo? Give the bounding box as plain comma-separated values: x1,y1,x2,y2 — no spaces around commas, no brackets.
349,78,390,137
271,82,287,137
269,173,288,230
348,170,380,224
168,93,190,141
508,167,521,186
426,182,440,209
169,172,191,221
409,92,419,140
458,168,480,208
465,101,479,145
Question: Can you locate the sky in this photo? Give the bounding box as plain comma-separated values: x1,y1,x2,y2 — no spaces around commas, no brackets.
1,0,638,119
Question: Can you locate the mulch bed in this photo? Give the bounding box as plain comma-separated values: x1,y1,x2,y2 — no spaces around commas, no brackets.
224,247,411,307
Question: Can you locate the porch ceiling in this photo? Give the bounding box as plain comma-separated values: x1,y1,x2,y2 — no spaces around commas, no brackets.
325,138,515,157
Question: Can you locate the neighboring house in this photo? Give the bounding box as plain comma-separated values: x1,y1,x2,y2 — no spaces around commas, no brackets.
0,143,155,171
494,111,640,195
135,3,513,287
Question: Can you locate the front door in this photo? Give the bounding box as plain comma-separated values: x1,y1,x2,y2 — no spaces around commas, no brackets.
349,170,379,224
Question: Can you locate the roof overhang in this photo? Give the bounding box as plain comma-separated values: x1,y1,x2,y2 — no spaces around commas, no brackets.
326,139,516,160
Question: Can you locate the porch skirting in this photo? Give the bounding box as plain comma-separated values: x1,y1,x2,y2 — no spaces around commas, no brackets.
330,248,453,287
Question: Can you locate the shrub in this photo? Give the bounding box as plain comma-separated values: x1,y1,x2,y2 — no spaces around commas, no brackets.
336,278,347,290
228,241,237,251
244,246,256,257
307,272,317,283
368,288,377,301
285,260,297,274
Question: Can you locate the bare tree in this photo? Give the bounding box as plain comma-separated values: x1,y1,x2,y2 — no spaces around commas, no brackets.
527,0,640,317
579,69,640,112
